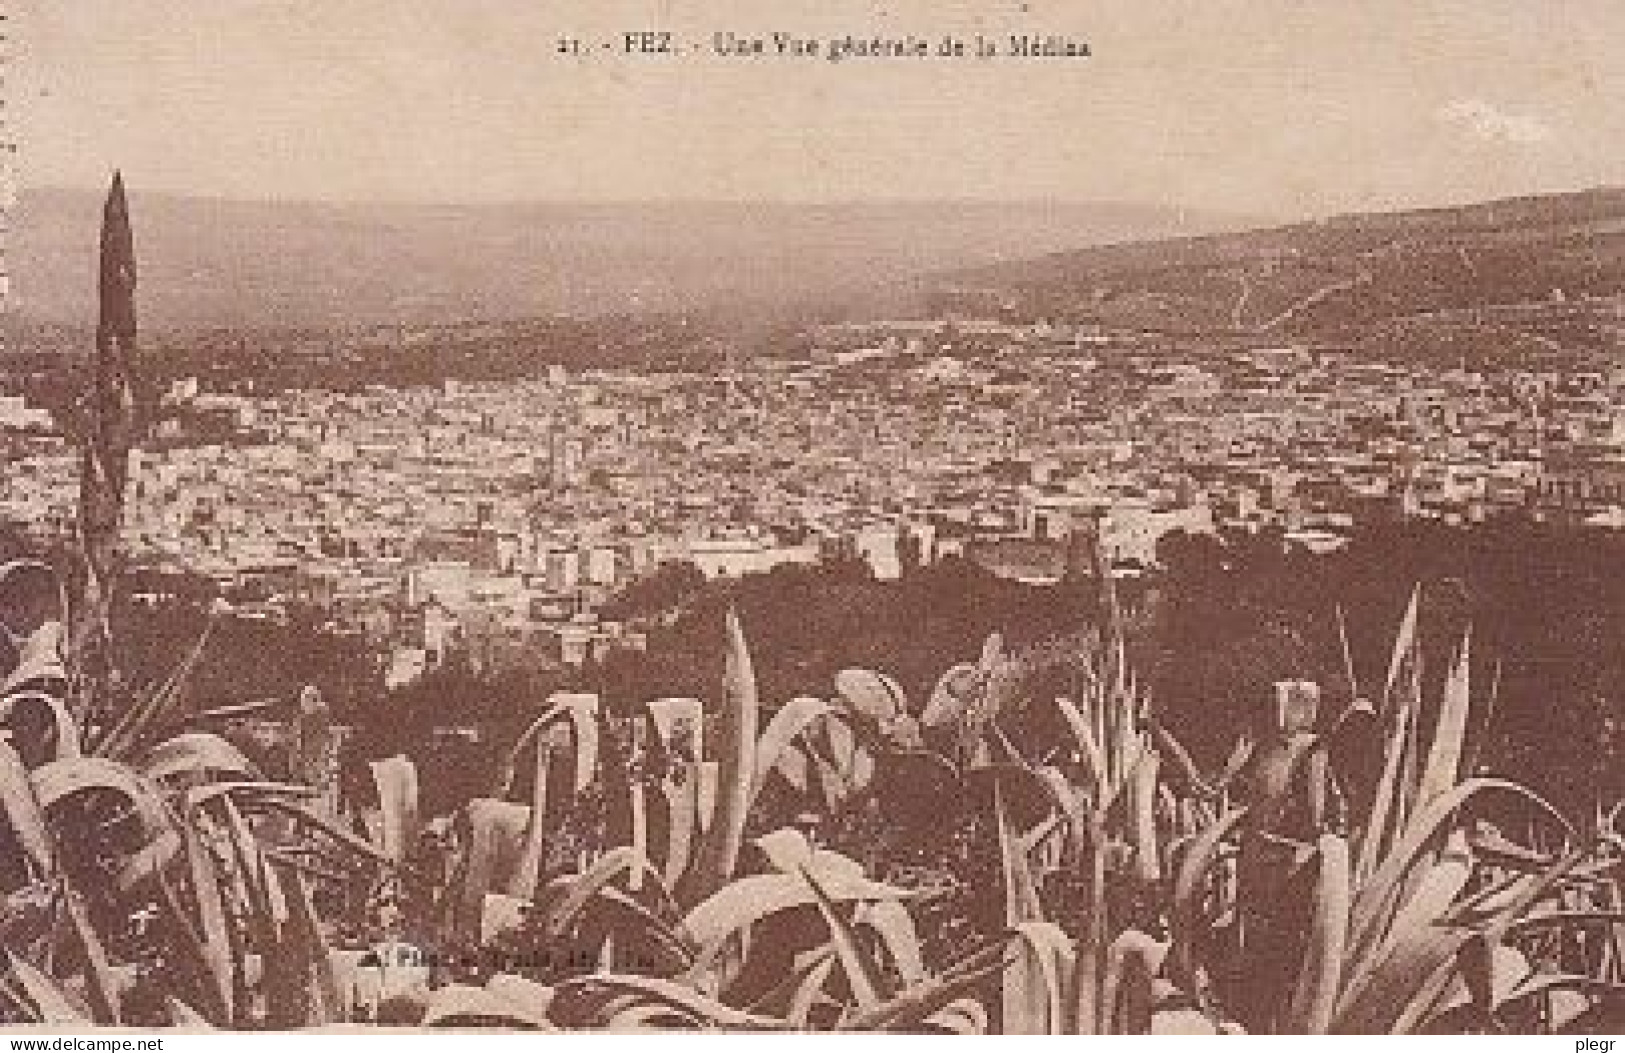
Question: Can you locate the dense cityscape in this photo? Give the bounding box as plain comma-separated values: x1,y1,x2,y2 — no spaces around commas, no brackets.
6,307,1625,688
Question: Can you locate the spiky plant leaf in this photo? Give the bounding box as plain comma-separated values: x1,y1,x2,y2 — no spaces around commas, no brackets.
556,973,789,1030
923,997,989,1034
800,864,887,1013
1168,806,1247,990
678,607,759,906
144,731,259,784
1416,629,1473,814
683,868,912,954
1,950,92,1024
1002,921,1074,1034
0,740,53,879
1284,833,1351,1034
751,695,835,802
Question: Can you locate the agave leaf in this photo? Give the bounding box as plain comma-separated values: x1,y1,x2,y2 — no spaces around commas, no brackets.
1347,829,1473,996
1415,629,1472,814
252,796,394,866
753,827,816,873
94,610,219,761
209,794,274,945
1351,778,1571,948
60,884,122,1024
1149,718,1214,800
485,973,556,1017
1055,695,1110,803
818,715,872,805
1334,847,1583,1034
683,869,912,955
605,1002,701,1030
421,981,555,1028
28,754,169,829
1151,1008,1220,1033
678,608,759,906
0,740,54,879
1380,586,1422,717
1378,942,1482,1033
1216,734,1255,792
993,776,1043,926
584,885,696,970
1032,764,1091,869
1283,834,1350,1034
273,861,342,1025
0,621,68,698
1498,972,1623,1027
751,695,835,802
661,764,698,889
497,692,599,797
1003,920,1075,1034
2,950,92,1024
832,668,907,723
774,739,813,794
143,731,259,784
182,779,318,809
1355,588,1423,880
771,949,836,1027
1072,810,1110,1035
181,819,236,1024
923,996,989,1034
1168,806,1247,989
165,997,217,1029
857,898,926,986
508,723,561,900
921,662,981,729
800,864,887,1013
543,845,668,938
627,775,650,896
841,937,1014,1032
1,688,79,767
1439,937,1532,1023
1507,908,1625,934
1449,870,1538,925
1126,748,1163,883
558,973,789,1030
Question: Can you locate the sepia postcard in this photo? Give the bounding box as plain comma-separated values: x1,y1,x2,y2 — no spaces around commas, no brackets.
1,0,1623,1037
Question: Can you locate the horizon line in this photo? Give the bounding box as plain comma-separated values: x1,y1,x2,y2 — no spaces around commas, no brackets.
13,179,1624,225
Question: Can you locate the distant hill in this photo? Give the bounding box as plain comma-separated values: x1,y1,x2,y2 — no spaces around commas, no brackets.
930,187,1625,361
6,190,1256,330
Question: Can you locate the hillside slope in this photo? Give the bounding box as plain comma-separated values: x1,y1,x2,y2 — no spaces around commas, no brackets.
931,187,1625,358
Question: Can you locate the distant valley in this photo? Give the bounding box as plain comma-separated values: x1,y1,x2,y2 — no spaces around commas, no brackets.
6,191,1256,330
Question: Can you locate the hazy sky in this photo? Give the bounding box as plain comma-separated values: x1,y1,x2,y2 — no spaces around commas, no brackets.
11,0,1624,216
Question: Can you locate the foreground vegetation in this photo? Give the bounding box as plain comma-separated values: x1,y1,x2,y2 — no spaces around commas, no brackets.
2,556,1621,1032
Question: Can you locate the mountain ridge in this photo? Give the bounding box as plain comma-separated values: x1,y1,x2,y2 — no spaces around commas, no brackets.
928,186,1625,358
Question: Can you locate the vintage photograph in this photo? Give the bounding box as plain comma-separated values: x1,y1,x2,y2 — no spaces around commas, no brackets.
1,0,1623,1036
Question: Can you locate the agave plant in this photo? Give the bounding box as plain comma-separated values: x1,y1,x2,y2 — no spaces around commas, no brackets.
0,560,397,1028
1163,588,1625,1034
